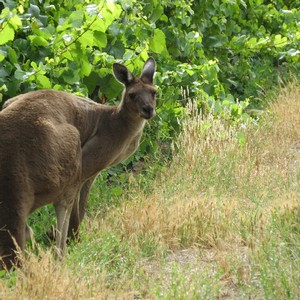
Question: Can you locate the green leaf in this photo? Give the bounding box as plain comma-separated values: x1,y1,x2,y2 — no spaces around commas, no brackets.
101,8,114,30
109,40,125,59
5,80,19,97
8,15,22,30
93,31,107,49
62,69,80,84
247,37,257,49
37,74,51,89
83,71,99,93
0,49,7,62
206,35,228,48
78,30,94,48
61,50,73,61
107,2,122,19
80,57,92,77
28,35,49,47
91,18,106,32
14,68,26,80
8,47,17,64
0,23,14,45
0,7,10,19
150,29,167,54
149,6,163,23
123,50,134,61
28,4,40,18
14,67,35,81
273,34,287,48
0,63,12,77
13,38,29,53
69,10,84,27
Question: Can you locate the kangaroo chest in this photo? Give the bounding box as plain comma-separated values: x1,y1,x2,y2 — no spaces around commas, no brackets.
109,132,142,166
81,127,143,180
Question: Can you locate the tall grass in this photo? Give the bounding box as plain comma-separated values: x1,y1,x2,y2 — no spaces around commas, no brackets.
0,83,299,299
107,82,300,297
110,83,299,252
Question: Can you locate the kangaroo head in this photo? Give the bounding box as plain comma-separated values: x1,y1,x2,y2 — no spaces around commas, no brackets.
113,58,157,120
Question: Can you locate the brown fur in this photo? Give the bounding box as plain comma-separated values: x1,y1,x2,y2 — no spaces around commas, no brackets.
0,58,157,270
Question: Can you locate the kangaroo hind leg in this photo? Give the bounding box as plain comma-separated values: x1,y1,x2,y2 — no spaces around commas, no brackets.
0,210,27,270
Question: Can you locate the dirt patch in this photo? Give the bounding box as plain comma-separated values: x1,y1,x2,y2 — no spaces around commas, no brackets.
138,247,254,299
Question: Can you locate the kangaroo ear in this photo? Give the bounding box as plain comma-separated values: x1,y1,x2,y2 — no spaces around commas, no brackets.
141,57,156,84
113,63,135,86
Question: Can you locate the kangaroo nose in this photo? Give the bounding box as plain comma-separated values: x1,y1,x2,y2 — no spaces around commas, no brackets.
141,105,154,119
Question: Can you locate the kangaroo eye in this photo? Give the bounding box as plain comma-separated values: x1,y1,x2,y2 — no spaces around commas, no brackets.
151,91,157,97
128,92,136,98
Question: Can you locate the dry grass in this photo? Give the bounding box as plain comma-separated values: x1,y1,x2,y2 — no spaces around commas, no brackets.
0,247,135,300
1,82,299,299
110,82,300,253
108,82,300,298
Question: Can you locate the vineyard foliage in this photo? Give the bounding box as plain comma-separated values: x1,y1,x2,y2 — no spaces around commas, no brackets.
0,0,299,162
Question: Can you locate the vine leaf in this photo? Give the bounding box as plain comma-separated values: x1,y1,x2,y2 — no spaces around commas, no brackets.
150,29,167,54
0,24,14,45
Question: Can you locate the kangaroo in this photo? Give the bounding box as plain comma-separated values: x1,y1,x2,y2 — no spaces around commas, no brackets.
0,58,157,270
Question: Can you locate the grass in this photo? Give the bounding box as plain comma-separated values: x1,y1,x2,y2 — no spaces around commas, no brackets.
1,82,300,299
